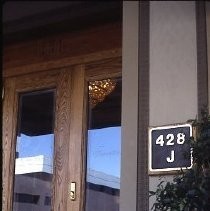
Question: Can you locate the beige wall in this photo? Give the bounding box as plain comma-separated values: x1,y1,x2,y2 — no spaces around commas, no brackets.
122,1,197,210
121,1,139,211
149,1,197,209
150,1,197,126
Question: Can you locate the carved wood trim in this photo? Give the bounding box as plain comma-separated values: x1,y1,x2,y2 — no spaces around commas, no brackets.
3,48,121,78
3,22,122,78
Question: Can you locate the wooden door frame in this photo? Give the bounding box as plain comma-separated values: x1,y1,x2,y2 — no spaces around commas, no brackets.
3,66,86,211
3,69,60,210
3,55,122,211
3,19,122,211
3,21,122,78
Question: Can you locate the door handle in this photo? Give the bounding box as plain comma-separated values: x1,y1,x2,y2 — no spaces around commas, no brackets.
69,182,76,201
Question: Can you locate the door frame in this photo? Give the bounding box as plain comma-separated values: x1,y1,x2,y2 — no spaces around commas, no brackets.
2,66,87,211
3,57,121,211
3,69,59,210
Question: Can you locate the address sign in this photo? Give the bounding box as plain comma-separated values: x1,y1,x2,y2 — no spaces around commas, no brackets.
149,123,193,173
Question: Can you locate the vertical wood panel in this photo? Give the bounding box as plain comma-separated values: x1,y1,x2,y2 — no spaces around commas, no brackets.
67,65,86,211
3,78,17,211
53,69,72,211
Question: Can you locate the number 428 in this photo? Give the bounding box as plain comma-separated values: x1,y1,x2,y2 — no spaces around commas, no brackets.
156,133,185,146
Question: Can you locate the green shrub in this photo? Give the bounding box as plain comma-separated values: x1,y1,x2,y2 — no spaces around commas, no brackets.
150,111,210,211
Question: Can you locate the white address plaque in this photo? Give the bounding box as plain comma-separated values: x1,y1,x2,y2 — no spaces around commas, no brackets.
148,123,193,174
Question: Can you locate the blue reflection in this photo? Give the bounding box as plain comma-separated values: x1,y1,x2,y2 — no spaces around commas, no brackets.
16,134,54,160
87,126,121,178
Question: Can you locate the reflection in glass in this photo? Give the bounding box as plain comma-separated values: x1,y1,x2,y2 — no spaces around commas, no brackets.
13,90,55,211
85,78,121,211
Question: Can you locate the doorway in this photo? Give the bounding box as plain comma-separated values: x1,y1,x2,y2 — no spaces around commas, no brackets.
3,60,121,211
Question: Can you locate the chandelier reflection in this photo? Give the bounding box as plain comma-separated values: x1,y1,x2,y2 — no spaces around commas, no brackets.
89,79,116,108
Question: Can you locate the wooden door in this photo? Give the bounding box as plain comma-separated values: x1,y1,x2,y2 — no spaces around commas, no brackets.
3,57,121,211
2,65,85,211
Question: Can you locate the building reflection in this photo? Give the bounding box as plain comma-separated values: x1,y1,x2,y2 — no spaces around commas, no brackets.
13,155,120,211
13,155,53,211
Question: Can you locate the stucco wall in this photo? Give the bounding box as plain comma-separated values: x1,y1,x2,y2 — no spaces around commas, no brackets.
121,2,139,211
149,1,197,209
122,1,197,210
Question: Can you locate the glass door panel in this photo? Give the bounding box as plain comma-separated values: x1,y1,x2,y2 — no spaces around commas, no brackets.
85,78,122,211
13,90,55,211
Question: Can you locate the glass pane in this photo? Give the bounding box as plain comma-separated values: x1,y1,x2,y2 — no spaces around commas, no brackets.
13,90,55,211
85,78,121,211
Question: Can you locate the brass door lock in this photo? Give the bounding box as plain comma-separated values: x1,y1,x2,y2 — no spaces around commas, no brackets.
69,182,76,201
